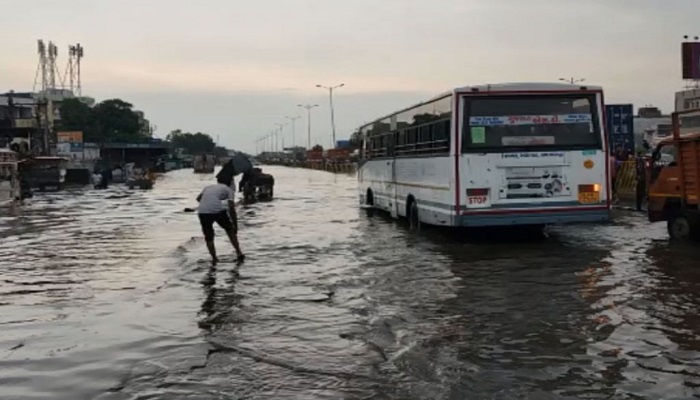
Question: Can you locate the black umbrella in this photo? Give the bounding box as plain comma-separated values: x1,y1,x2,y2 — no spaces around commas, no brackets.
216,153,253,183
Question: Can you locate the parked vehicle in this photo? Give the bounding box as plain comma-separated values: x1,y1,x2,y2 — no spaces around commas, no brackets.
21,157,67,192
647,108,700,240
0,149,21,206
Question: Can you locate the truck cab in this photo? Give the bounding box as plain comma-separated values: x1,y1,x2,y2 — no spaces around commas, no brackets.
647,109,700,240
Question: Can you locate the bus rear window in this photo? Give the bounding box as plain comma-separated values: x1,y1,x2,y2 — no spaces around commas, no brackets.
462,94,601,152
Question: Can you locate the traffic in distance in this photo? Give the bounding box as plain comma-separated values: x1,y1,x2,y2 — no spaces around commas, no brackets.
356,82,610,229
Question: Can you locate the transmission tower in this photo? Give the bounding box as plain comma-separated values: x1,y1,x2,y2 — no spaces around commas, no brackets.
33,39,67,92
65,43,84,95
47,41,62,89
33,40,48,92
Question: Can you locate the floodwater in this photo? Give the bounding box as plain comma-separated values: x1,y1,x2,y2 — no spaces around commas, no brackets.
1,166,699,400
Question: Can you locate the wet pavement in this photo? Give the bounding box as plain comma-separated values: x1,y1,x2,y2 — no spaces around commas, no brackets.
1,166,699,400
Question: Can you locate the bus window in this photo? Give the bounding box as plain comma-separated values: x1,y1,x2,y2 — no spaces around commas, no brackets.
462,94,601,153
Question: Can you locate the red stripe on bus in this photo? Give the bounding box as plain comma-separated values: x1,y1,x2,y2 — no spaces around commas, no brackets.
461,206,609,216
599,91,612,209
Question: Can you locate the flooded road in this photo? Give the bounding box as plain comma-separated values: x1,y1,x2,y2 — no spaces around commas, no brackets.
1,166,699,400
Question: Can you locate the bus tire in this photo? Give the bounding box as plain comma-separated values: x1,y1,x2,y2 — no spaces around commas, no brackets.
365,189,374,207
667,213,697,241
408,200,420,232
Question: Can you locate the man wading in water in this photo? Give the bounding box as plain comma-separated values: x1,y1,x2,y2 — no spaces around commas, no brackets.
196,175,245,266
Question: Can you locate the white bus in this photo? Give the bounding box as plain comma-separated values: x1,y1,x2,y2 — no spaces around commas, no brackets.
357,82,612,229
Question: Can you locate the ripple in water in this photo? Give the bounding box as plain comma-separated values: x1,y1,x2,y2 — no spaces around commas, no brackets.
0,167,699,400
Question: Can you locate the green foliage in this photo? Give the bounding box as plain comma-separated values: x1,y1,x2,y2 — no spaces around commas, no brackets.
212,146,229,158
167,130,217,154
58,98,147,143
93,99,143,143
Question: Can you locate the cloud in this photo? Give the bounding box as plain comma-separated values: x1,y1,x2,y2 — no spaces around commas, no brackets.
1,0,699,152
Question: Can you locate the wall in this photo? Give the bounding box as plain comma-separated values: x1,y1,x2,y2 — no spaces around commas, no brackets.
634,116,672,147
675,88,700,111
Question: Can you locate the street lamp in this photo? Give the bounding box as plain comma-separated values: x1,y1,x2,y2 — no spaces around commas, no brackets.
274,123,286,151
297,104,319,149
559,77,585,84
315,83,344,148
269,130,276,152
285,115,301,148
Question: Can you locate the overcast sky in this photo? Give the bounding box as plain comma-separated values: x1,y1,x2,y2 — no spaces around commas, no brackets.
1,0,698,152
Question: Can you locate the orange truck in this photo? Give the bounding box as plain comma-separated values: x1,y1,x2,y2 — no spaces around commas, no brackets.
647,108,700,240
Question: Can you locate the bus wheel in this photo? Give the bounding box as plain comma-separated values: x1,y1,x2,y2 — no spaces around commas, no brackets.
409,201,421,232
667,214,696,240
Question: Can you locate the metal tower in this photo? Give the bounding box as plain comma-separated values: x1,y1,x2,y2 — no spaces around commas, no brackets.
66,43,84,95
33,40,48,92
47,41,62,89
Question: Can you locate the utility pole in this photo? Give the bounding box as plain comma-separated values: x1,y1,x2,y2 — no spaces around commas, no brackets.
274,123,286,151
297,104,319,149
285,115,301,147
316,83,344,148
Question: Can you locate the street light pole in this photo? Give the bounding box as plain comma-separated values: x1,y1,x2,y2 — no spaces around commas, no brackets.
559,77,585,84
274,123,286,151
285,115,301,147
297,104,319,149
316,83,344,148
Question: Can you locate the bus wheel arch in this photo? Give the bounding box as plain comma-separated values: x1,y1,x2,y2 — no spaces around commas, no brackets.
406,195,420,231
366,188,374,206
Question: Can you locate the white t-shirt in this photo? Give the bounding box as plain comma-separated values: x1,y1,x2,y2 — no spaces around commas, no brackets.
197,184,235,214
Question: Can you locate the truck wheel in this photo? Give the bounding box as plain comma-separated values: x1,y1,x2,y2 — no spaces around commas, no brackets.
667,214,696,240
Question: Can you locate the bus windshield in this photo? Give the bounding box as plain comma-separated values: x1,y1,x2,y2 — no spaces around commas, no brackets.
462,94,601,152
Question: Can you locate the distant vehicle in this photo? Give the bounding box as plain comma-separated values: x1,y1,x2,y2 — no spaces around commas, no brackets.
193,154,216,173
239,167,274,202
647,108,700,240
356,82,611,230
0,149,22,206
21,157,67,192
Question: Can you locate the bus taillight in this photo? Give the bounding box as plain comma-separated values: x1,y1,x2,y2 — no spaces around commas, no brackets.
466,188,488,197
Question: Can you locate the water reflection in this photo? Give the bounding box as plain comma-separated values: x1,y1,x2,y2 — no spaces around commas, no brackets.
1,168,699,399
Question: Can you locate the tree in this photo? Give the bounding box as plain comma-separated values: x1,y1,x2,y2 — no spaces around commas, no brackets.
213,146,229,158
58,98,98,140
58,97,148,143
167,130,217,154
93,99,143,143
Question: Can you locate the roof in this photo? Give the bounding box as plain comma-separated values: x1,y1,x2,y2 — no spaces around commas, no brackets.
454,82,602,93
657,132,700,145
0,96,35,107
359,82,603,130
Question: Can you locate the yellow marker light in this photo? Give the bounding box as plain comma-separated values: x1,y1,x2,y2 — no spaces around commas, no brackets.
577,184,601,204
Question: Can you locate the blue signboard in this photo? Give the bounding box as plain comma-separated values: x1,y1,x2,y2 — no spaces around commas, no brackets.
605,104,634,154
69,143,83,152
